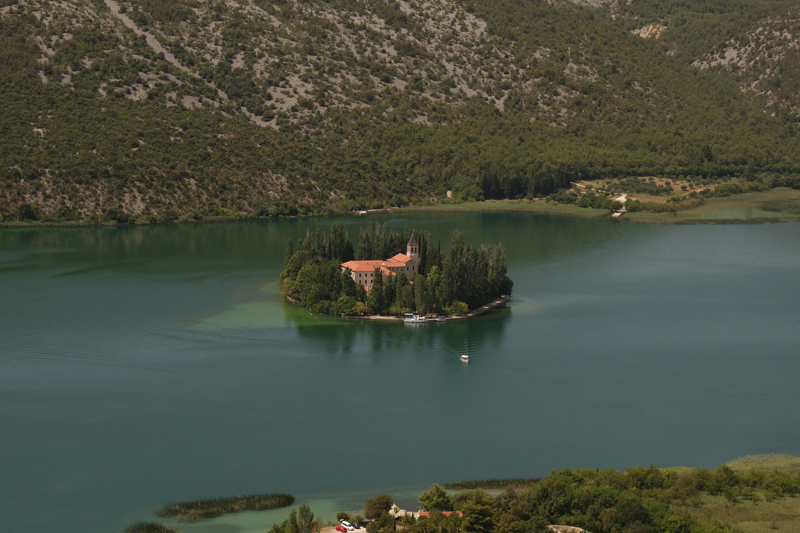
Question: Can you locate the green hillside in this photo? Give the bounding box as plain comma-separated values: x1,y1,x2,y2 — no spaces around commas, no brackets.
1,0,799,224
605,0,800,120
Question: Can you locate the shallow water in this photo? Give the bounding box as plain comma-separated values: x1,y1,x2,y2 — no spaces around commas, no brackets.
697,206,786,219
1,214,800,533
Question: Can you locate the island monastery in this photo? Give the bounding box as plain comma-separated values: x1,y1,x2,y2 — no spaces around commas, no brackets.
340,235,419,291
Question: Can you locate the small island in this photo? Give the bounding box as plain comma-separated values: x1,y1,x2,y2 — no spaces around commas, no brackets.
280,223,512,318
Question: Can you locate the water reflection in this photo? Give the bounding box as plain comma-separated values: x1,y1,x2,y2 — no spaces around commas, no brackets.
283,303,511,358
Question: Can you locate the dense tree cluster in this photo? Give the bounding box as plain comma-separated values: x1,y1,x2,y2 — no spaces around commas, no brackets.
280,224,512,317
358,464,800,533
280,223,366,316
268,504,319,533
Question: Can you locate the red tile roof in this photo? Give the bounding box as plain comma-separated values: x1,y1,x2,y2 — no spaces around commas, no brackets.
340,261,397,276
341,260,382,272
341,259,404,272
389,253,412,263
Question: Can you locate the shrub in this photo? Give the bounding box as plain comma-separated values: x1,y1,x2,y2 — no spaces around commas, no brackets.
124,523,178,533
365,495,393,519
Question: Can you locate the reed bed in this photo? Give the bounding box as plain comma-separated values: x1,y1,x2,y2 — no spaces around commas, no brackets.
156,493,294,522
444,479,540,490
123,522,179,533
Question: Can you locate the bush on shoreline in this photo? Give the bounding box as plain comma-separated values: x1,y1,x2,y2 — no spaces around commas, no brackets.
123,523,179,533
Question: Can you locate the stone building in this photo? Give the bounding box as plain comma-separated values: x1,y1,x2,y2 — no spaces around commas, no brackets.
340,234,419,290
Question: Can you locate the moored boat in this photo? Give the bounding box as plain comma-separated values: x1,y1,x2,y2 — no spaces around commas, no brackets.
461,354,469,362
404,313,428,323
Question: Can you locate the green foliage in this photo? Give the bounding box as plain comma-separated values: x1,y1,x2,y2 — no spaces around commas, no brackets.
123,523,179,533
459,490,493,533
270,504,318,533
445,301,469,316
419,484,454,512
444,479,540,490
156,493,294,522
427,463,800,533
365,495,394,519
624,199,678,213
449,176,484,202
366,512,396,533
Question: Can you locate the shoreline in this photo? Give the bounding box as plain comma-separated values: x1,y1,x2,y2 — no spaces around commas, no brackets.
341,296,511,321
3,189,800,230
286,296,511,321
395,189,800,224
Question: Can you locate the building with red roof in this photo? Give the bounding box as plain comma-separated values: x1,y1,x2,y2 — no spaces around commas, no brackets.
418,511,463,518
340,234,419,290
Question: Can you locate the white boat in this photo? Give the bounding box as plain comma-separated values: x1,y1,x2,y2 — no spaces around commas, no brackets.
404,313,428,323
460,354,469,362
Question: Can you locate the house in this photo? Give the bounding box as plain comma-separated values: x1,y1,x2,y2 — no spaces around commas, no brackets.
340,234,419,290
418,511,463,519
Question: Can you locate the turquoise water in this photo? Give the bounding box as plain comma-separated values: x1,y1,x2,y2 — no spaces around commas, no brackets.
1,213,800,533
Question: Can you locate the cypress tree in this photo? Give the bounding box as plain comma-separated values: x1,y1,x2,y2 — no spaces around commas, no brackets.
284,237,293,267
368,267,385,314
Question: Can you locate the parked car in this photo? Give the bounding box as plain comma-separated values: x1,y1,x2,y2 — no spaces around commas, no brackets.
335,526,346,532
340,521,352,527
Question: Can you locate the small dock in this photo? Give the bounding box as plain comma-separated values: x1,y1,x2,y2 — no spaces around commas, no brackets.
457,295,511,319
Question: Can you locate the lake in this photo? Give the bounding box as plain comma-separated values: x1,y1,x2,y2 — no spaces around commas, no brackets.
1,213,799,533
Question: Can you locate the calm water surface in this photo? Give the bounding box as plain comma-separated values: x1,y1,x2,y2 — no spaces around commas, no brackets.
1,213,800,533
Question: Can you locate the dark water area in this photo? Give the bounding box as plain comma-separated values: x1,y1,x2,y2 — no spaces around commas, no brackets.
1,214,800,533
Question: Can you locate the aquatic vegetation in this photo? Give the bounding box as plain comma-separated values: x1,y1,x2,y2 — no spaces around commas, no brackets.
123,523,179,533
444,478,540,490
156,493,294,522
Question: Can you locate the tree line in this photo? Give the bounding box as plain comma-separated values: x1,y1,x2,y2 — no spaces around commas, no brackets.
335,463,800,533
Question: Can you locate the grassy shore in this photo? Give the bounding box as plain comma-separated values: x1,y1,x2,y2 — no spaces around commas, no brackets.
624,188,800,224
675,455,800,533
397,199,612,218
4,190,800,230
726,454,800,474
398,188,800,224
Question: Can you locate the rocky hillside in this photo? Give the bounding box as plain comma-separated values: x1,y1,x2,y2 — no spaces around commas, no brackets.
2,0,799,224
605,0,800,120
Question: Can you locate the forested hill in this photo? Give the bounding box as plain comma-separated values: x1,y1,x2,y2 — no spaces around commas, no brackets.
2,0,800,224
604,0,800,120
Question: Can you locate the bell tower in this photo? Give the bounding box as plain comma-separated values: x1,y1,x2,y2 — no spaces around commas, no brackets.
407,234,419,261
